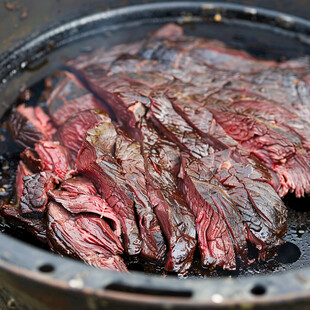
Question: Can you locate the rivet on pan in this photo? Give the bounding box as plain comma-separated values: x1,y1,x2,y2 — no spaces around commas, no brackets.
7,298,16,309
214,14,222,22
69,278,84,289
211,293,223,303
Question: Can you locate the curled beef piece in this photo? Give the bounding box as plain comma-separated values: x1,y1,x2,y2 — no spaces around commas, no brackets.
76,114,142,255
113,128,167,263
20,172,56,215
34,141,75,181
57,110,107,158
141,120,197,273
8,104,56,148
47,202,127,272
48,189,121,237
47,71,107,126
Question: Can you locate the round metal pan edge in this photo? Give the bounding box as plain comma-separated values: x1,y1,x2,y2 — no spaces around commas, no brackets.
0,2,310,309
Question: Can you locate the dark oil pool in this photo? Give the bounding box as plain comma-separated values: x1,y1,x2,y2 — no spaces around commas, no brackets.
0,4,310,278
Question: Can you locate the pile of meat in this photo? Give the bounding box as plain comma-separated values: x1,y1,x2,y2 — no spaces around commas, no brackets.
2,23,310,275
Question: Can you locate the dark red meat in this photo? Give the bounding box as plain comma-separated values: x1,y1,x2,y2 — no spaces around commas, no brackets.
76,114,142,255
57,110,108,158
47,71,107,126
34,140,75,181
15,160,32,201
20,148,42,173
60,176,97,196
47,202,127,272
113,128,167,263
48,189,121,237
20,172,56,214
8,104,56,148
209,108,310,198
140,120,197,273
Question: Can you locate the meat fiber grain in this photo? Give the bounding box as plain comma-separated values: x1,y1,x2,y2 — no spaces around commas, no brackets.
47,202,127,272
76,114,142,255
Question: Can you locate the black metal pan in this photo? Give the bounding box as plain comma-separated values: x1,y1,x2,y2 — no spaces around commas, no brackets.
0,2,310,309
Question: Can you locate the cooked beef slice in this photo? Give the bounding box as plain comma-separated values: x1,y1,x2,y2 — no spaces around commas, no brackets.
68,64,153,140
20,148,42,173
60,176,97,196
149,94,212,158
34,141,75,181
178,152,249,265
209,108,310,198
48,189,121,237
0,204,46,242
20,172,56,214
113,128,167,263
207,95,310,156
76,113,166,262
181,150,287,260
0,160,47,241
68,40,144,73
57,110,106,157
47,71,107,126
222,68,310,123
140,120,197,273
15,160,32,201
8,104,56,148
47,202,127,272
76,115,142,255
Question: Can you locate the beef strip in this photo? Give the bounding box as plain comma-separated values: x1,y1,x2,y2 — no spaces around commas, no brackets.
223,68,310,123
15,160,32,201
209,107,310,198
20,148,42,173
76,114,142,255
113,128,167,263
68,65,154,140
60,176,97,196
180,150,286,260
57,110,109,158
8,104,56,148
34,141,75,181
48,189,121,237
47,71,107,126
140,120,197,273
47,201,127,272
